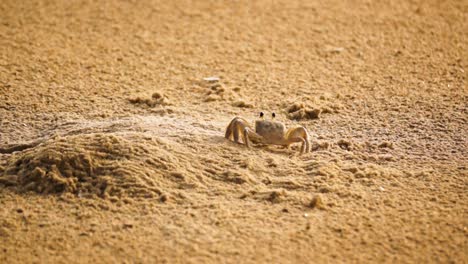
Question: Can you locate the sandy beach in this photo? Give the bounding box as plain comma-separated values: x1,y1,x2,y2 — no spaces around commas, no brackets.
0,0,467,263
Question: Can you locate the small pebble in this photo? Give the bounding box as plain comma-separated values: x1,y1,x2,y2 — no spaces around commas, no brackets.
203,76,219,82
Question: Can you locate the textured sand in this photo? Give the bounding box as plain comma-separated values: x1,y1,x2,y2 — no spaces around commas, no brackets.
0,0,467,263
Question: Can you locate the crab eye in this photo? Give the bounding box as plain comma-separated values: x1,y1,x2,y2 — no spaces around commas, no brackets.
260,112,264,118
272,112,276,118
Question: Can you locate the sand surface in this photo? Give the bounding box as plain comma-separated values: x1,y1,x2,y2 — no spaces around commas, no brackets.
0,0,467,263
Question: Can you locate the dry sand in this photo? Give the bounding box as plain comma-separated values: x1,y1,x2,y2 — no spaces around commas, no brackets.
0,0,467,263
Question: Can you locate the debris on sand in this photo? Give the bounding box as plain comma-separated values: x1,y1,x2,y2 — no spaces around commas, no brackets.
308,195,325,209
267,189,288,203
222,170,256,184
378,141,394,149
378,154,395,161
311,141,330,151
337,139,353,151
286,102,321,120
286,102,306,113
195,78,249,105
203,76,220,82
203,83,227,102
289,108,321,120
204,94,221,102
320,106,333,114
232,100,254,108
159,193,169,203
325,46,345,53
289,95,343,115
202,82,243,103
129,92,170,107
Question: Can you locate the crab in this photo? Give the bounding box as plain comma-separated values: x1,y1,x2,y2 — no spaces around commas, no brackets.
225,112,311,154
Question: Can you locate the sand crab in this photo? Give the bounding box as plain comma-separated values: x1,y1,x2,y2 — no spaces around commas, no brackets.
225,112,311,154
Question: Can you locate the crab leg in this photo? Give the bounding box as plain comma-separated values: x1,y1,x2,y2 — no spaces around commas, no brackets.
224,117,238,140
225,117,244,142
285,126,311,154
292,137,308,154
225,117,263,147
225,117,252,145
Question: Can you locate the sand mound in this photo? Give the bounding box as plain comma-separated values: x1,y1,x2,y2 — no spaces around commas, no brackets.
129,92,170,108
1,134,187,200
308,195,325,209
284,97,344,120
191,78,248,106
232,100,254,108
286,102,321,120
337,139,354,151
202,82,244,103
